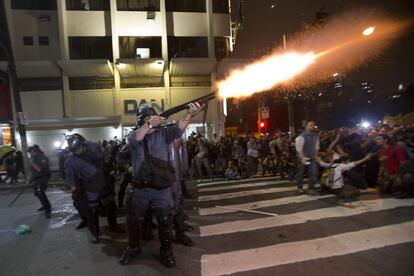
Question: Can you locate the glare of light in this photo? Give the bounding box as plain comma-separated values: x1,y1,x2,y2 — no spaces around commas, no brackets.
270,4,275,9
54,141,61,148
217,52,316,99
260,122,265,128
332,72,339,77
378,120,382,123
398,84,403,91
362,121,370,128
223,97,228,116
60,141,68,149
362,26,375,36
116,63,126,69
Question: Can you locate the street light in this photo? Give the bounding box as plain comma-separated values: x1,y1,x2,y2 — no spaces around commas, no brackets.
362,27,375,36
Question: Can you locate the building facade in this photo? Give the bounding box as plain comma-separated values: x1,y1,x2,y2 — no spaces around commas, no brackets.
1,0,239,166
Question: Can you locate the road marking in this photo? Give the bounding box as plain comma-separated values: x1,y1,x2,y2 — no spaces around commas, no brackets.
199,194,334,216
200,198,414,236
215,206,278,217
196,176,281,187
198,185,316,202
201,220,414,276
198,180,289,193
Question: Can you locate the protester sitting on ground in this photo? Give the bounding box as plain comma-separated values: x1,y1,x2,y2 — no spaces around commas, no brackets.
225,161,239,181
317,153,372,199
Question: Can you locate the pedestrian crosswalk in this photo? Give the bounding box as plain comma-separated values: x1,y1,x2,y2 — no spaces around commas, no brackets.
195,177,414,276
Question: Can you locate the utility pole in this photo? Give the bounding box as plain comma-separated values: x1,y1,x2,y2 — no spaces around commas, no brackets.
284,34,295,138
0,0,30,178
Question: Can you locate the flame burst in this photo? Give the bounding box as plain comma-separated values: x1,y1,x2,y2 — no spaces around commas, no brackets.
218,52,316,98
217,9,411,99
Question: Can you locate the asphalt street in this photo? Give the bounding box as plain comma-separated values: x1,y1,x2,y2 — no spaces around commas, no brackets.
0,177,414,276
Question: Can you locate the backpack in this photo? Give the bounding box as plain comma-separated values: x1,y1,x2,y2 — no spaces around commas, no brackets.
320,163,341,188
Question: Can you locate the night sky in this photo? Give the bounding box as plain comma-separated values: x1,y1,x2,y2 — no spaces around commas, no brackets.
230,0,414,95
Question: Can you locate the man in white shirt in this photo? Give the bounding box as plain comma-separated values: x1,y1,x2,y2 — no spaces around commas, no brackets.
317,153,372,198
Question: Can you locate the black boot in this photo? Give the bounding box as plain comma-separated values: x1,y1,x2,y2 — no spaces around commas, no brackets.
158,216,176,268
76,220,88,230
184,222,194,232
119,247,141,265
173,209,195,247
107,202,125,233
181,178,194,199
142,209,154,241
89,209,100,244
44,209,52,219
120,218,142,265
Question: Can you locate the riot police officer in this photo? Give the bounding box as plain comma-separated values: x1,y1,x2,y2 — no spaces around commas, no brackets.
65,134,124,244
120,101,203,267
28,145,52,219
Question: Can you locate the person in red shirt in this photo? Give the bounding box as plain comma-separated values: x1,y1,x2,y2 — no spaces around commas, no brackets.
375,135,405,193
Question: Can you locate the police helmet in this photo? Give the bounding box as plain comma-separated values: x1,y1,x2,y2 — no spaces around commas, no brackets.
27,144,41,153
136,103,161,127
66,133,86,151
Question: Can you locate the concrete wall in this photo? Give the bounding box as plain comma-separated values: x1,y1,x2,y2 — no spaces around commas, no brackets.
70,89,116,117
66,11,111,36
20,90,64,119
115,11,163,36
169,12,208,36
213,14,231,37
11,10,61,61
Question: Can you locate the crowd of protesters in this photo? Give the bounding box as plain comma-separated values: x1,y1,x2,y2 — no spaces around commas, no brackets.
2,122,413,201
187,122,414,199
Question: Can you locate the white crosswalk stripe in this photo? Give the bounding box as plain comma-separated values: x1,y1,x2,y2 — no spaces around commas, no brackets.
199,194,334,215
200,197,414,236
195,177,414,276
198,185,318,201
198,179,289,193
201,221,414,276
197,176,280,187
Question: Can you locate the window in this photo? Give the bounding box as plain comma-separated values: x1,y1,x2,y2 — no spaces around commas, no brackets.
213,0,229,14
166,0,206,13
215,37,231,60
119,37,162,59
23,37,34,46
117,0,160,11
69,77,114,90
168,37,208,58
69,37,113,61
18,78,63,91
11,0,56,10
38,36,49,46
66,0,110,11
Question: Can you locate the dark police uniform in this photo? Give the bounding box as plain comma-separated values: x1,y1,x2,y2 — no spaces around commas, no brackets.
65,146,105,243
121,124,183,267
30,149,51,218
